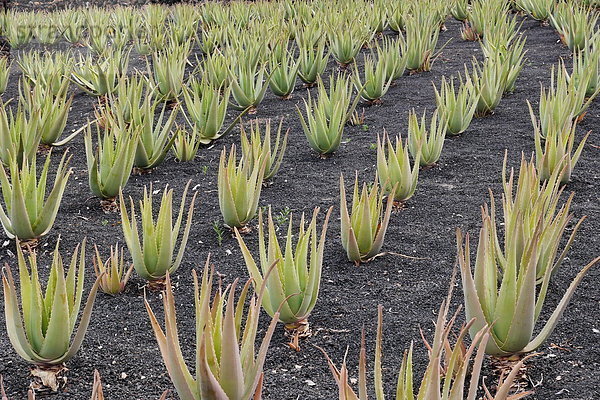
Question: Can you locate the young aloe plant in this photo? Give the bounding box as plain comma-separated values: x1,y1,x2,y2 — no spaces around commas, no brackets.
399,10,442,72
218,144,266,230
84,121,138,201
450,0,469,21
433,74,479,136
407,109,446,167
172,125,200,162
352,54,393,104
468,0,510,38
71,50,129,97
107,73,149,126
533,115,590,184
376,132,420,203
236,206,332,349
18,51,73,97
150,40,191,101
4,12,34,49
0,102,42,167
182,78,246,144
92,244,135,296
387,1,409,32
200,50,231,89
321,299,533,400
297,38,329,87
468,57,505,117
240,118,288,181
145,258,279,400
519,0,555,22
550,1,599,51
59,9,86,45
340,173,395,265
327,23,371,67
2,239,101,391
19,79,80,147
377,37,406,83
0,152,71,241
120,182,197,284
570,46,600,98
531,62,598,139
130,98,179,171
229,61,272,113
268,46,300,99
297,75,362,156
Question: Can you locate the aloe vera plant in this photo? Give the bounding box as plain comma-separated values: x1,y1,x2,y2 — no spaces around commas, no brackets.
150,40,191,101
321,298,532,399
297,38,329,87
377,132,420,203
268,46,300,99
458,224,599,355
340,173,395,265
570,45,600,98
468,57,505,117
218,144,266,230
450,0,469,21
550,1,599,51
377,37,406,82
5,12,34,48
0,101,42,167
240,118,288,180
17,50,74,97
236,206,332,347
72,50,129,97
533,114,590,184
297,75,362,156
120,182,197,283
0,152,71,241
229,60,272,113
399,10,441,72
107,73,149,126
457,156,600,355
2,239,101,390
145,258,279,400
130,98,179,170
20,79,79,147
434,74,479,136
352,54,393,103
200,50,231,89
519,0,555,22
59,9,86,44
84,120,138,200
172,126,200,162
183,78,245,144
531,62,598,139
407,109,446,167
498,152,584,281
327,23,371,67
92,244,134,296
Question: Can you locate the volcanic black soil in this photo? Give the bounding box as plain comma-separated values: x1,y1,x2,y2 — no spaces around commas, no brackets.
0,10,599,400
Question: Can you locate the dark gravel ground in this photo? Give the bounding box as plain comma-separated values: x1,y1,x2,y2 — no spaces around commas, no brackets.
0,11,599,400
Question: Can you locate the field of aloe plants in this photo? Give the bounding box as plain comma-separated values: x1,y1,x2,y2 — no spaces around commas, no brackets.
0,0,599,399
